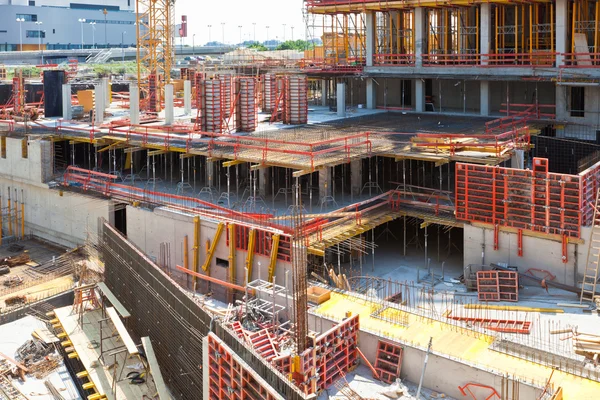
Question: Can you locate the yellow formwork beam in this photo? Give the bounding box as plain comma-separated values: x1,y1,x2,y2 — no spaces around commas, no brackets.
202,222,224,275
246,229,256,282
267,234,280,283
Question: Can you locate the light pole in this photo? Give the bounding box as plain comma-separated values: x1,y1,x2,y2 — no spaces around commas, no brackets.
291,26,294,41
221,22,225,45
35,21,43,62
89,21,96,49
207,25,212,45
16,18,24,52
193,33,195,55
78,18,86,49
283,24,286,42
252,22,256,43
121,31,126,62
103,9,108,46
266,26,270,47
238,25,242,46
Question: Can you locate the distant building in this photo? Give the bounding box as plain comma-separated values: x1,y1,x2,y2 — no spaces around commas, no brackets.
0,0,136,51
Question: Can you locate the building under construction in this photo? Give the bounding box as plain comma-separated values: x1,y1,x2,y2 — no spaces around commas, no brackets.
0,0,599,399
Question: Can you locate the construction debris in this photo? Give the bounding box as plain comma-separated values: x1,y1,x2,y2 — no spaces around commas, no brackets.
2,276,23,288
0,252,31,268
4,295,27,307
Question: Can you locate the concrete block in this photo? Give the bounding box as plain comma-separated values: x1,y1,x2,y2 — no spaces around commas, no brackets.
62,84,72,120
165,84,174,125
184,80,192,115
336,82,346,118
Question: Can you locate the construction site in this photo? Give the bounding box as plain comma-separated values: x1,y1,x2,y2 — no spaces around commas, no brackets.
0,0,600,399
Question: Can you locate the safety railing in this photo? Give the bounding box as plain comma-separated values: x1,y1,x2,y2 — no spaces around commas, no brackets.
388,188,455,217
422,53,481,66
561,53,600,68
0,120,15,132
373,54,416,66
498,103,556,120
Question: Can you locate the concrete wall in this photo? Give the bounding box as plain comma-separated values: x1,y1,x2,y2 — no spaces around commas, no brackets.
0,137,110,247
430,79,480,113
125,206,292,296
308,312,543,399
555,85,600,130
489,81,555,115
463,223,589,287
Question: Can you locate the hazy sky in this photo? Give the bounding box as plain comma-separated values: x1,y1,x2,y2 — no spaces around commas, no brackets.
175,0,308,45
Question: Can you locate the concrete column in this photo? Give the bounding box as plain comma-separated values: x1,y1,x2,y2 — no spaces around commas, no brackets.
511,149,524,169
415,7,425,67
336,82,346,117
129,83,140,125
165,84,174,125
366,78,376,110
184,80,192,115
258,167,269,198
555,85,568,121
350,160,362,196
102,77,110,108
321,79,328,107
480,81,490,116
94,84,104,125
415,79,425,112
62,84,72,120
365,11,376,67
555,0,568,66
319,168,332,199
480,3,491,65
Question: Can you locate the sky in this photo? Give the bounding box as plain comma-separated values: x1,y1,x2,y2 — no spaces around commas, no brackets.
174,0,308,45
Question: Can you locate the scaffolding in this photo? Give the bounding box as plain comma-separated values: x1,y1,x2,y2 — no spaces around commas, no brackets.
374,10,415,65
565,0,600,66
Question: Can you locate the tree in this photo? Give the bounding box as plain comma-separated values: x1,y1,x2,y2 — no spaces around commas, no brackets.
275,40,314,51
247,42,268,51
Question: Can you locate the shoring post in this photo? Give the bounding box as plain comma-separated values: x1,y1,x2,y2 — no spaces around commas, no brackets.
517,229,523,257
228,223,236,302
202,222,225,274
246,229,256,280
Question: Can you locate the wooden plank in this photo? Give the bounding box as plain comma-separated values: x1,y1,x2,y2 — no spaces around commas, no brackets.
106,307,138,355
141,337,171,400
574,33,593,66
97,282,131,318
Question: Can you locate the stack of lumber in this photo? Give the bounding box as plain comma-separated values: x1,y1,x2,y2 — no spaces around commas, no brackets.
573,331,600,365
0,252,31,268
328,268,351,291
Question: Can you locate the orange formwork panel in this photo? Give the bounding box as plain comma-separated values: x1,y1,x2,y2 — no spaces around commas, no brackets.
445,310,531,334
476,270,518,302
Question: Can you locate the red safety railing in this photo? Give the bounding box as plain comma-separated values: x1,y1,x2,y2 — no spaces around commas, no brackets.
300,58,364,74
561,53,600,68
373,54,415,66
62,166,291,233
484,116,527,134
54,119,100,142
388,188,455,217
498,103,556,120
0,120,15,132
422,53,481,66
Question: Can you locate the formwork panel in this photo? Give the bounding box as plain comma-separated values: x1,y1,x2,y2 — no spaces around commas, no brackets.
456,158,581,238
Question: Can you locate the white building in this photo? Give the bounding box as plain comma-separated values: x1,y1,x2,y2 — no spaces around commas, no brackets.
0,0,136,51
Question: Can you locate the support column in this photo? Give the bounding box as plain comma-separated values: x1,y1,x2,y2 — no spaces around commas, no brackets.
94,83,104,125
184,80,192,115
258,167,269,198
350,160,362,196
366,78,376,110
165,84,174,125
365,11,375,67
62,84,72,120
555,0,568,66
511,149,524,169
415,79,425,112
319,168,332,199
321,79,328,107
206,160,214,188
480,80,490,116
102,77,110,108
129,82,140,125
336,82,346,117
555,85,568,121
480,3,491,65
415,7,425,68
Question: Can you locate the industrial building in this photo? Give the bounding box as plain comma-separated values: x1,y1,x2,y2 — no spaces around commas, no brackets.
0,0,599,399
0,0,136,51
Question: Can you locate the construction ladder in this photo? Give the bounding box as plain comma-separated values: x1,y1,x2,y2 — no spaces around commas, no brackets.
581,188,600,303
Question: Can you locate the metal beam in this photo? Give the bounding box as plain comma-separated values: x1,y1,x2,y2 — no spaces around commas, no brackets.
202,222,225,275
267,234,280,283
223,160,246,168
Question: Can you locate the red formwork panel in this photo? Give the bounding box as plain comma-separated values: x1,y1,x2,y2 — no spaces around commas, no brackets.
476,271,518,302
374,340,403,384
579,161,600,226
456,158,582,239
207,333,283,400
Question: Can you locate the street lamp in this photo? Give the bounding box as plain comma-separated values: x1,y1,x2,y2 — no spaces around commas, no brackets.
221,22,225,45
252,22,256,43
89,21,96,49
35,21,43,63
192,33,195,56
283,24,286,42
238,25,242,46
266,26,270,47
16,18,24,52
291,26,294,41
78,18,86,49
121,31,126,62
207,25,212,45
